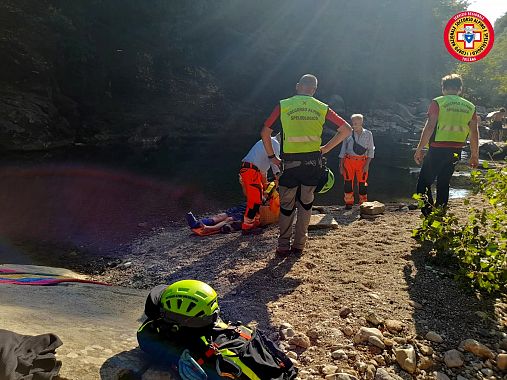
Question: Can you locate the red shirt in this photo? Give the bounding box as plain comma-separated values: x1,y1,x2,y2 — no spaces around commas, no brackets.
427,101,477,148
264,104,346,130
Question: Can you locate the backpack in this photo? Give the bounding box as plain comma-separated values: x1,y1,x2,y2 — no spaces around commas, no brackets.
201,321,298,380
138,318,298,380
351,132,368,155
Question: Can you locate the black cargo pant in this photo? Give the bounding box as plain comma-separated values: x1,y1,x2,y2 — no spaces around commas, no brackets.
416,147,461,216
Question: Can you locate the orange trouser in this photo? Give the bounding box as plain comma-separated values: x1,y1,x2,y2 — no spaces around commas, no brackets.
239,166,264,230
343,155,369,206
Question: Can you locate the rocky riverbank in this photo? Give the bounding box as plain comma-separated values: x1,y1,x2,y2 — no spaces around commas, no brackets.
85,197,506,380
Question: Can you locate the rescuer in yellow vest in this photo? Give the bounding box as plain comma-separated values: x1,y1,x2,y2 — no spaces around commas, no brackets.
261,74,352,255
414,74,479,216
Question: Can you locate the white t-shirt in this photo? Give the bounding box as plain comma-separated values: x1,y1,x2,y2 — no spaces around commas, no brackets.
242,138,281,175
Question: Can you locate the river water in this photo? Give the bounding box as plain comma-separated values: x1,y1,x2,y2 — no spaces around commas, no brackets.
0,134,472,254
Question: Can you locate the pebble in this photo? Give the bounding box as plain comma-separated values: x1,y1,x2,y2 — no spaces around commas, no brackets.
368,336,385,350
417,343,433,356
288,333,311,349
373,368,395,380
394,344,417,373
444,349,465,368
460,339,495,360
500,338,507,350
353,327,384,344
373,355,385,366
425,331,444,343
366,312,383,326
435,372,450,380
322,365,339,375
306,328,319,340
339,307,353,318
331,349,347,360
481,368,494,377
342,326,354,337
498,353,507,370
286,351,298,360
418,356,434,370
408,300,423,309
384,319,404,334
383,338,395,347
365,364,376,380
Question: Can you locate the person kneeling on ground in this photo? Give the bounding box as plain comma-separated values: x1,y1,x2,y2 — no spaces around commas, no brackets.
137,280,297,380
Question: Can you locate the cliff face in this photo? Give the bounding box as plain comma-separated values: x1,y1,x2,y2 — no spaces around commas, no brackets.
0,0,461,151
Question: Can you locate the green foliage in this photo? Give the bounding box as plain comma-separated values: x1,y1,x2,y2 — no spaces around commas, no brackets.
412,165,507,293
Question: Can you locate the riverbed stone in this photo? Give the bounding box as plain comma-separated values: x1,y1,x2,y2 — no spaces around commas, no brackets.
360,201,385,215
460,339,495,360
354,327,384,344
309,214,339,230
384,319,404,334
368,336,385,350
498,353,507,370
394,344,417,373
425,331,443,343
444,349,464,368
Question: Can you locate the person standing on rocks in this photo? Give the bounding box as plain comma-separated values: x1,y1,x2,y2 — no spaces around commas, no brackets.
261,74,352,255
339,113,375,209
414,73,479,216
489,107,506,142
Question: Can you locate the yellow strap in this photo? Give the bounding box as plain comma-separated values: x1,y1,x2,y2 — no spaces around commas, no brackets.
221,349,261,380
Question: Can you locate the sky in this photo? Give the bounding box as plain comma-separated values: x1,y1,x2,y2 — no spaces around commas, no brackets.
467,0,507,24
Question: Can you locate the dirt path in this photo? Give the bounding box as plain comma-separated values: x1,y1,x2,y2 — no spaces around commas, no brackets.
92,199,507,379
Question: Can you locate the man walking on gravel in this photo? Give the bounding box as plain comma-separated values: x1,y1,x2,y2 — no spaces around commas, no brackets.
261,74,351,255
414,73,479,216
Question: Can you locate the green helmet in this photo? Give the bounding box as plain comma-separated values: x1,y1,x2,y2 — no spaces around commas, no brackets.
160,280,220,328
316,167,335,194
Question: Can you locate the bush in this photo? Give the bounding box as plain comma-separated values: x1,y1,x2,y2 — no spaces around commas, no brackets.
413,163,507,293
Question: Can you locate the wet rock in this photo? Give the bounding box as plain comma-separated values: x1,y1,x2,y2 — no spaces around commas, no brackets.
444,349,464,368
353,327,384,344
384,319,404,334
460,339,495,360
289,333,311,349
339,306,353,318
360,201,385,216
368,336,385,350
366,312,383,326
394,344,417,373
425,331,443,343
498,353,507,370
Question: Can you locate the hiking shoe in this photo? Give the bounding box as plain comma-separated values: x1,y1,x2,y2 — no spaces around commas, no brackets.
291,247,304,255
185,212,201,229
242,227,263,236
275,248,291,256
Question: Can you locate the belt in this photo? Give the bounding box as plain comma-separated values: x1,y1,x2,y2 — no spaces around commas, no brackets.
241,162,260,171
344,154,368,160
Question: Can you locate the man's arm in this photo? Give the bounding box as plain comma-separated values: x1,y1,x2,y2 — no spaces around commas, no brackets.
414,103,438,165
321,108,352,154
261,105,281,166
468,115,479,168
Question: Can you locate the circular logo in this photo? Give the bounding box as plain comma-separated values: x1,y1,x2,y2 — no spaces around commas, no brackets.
444,11,494,62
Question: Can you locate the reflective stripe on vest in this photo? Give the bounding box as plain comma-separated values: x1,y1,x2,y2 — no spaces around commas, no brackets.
280,95,328,153
434,95,475,143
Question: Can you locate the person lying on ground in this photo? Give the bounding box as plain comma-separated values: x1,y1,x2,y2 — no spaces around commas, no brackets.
186,205,245,234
